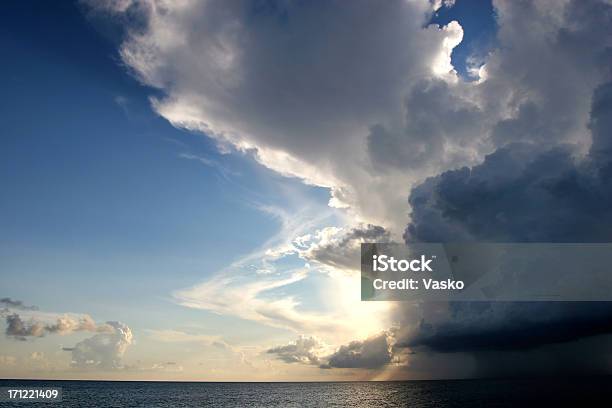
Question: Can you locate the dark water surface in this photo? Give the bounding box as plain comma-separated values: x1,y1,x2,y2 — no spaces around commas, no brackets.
1,378,611,407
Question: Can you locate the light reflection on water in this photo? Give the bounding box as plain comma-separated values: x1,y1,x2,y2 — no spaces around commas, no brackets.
1,378,611,407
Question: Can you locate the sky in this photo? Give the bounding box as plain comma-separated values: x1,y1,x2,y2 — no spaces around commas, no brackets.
1,0,612,381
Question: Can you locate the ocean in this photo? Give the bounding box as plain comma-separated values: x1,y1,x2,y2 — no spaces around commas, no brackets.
1,378,611,407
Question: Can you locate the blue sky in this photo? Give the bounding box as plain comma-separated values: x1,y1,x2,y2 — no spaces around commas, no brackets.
430,0,496,79
0,1,334,345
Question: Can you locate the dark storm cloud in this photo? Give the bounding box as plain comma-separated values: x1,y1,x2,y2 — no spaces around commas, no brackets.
406,82,612,243
401,302,612,352
400,83,612,357
406,143,608,242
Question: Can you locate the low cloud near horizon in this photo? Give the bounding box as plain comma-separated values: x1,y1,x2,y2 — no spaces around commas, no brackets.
1,298,134,371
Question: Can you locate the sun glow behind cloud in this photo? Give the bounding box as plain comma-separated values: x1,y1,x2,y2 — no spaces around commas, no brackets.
174,198,393,346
